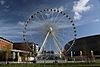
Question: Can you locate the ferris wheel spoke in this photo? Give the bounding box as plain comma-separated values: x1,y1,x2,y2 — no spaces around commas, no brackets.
66,39,75,52
50,9,54,22
46,11,51,23
57,32,75,53
56,14,65,23
34,15,42,23
53,11,60,23
56,33,66,44
39,12,47,23
51,31,62,51
52,36,62,55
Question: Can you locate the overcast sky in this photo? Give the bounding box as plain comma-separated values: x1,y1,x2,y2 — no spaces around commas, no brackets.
0,0,100,49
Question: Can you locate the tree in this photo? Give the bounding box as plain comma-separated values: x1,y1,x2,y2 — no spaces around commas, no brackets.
4,43,12,64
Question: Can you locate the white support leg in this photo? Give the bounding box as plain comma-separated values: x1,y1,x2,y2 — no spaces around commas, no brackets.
37,31,50,56
13,52,16,61
51,32,62,58
53,37,61,53
37,27,62,58
71,51,73,58
51,32,62,51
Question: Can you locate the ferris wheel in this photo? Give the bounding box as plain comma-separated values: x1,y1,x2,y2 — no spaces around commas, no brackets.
23,8,77,60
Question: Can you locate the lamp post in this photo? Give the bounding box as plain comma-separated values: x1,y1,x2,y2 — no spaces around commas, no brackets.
91,50,95,62
80,51,83,61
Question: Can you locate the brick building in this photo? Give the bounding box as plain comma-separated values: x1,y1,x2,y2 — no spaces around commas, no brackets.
0,37,13,61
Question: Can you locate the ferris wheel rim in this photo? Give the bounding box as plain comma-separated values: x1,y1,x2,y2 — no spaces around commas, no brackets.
23,8,77,53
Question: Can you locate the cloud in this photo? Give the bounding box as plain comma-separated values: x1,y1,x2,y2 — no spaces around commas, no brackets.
73,0,92,20
0,19,7,24
58,6,65,11
53,6,65,12
0,25,23,37
5,5,10,9
93,19,100,22
0,0,5,5
18,21,25,26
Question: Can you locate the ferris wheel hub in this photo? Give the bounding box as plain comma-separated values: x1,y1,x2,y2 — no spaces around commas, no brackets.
49,27,53,32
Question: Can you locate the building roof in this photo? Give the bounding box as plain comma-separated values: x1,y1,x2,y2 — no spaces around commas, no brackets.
13,43,33,52
64,35,100,55
11,49,30,53
0,37,13,43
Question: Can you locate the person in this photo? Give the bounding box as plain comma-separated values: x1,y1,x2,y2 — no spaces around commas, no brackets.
53,60,58,63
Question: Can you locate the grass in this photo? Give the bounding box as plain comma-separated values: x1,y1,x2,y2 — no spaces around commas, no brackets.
0,63,100,67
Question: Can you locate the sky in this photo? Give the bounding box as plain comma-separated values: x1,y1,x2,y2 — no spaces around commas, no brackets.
0,0,100,50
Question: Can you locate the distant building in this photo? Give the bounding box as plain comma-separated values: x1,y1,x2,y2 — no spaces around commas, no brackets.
11,43,33,62
12,42,39,62
64,35,100,62
13,43,33,52
31,44,39,53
